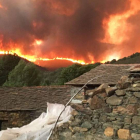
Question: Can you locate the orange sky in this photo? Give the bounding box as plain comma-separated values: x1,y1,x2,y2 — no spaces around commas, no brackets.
0,0,140,66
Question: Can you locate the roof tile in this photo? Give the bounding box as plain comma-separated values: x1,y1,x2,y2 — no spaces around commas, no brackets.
65,64,140,85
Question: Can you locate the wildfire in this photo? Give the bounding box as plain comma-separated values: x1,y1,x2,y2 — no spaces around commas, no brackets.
101,54,120,63
40,57,88,65
0,49,120,65
0,50,36,62
103,0,140,44
0,50,89,65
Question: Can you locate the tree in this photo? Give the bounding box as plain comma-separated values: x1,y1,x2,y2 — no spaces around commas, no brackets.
57,64,82,85
110,59,117,64
57,63,100,85
77,63,100,75
0,54,20,85
40,68,63,86
3,60,42,87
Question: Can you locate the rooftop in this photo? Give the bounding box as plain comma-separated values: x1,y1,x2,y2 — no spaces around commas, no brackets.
0,86,71,111
65,64,140,86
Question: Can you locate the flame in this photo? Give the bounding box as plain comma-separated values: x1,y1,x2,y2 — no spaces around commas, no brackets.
0,49,121,65
0,50,37,62
40,57,88,65
0,50,89,65
101,54,120,63
103,0,140,44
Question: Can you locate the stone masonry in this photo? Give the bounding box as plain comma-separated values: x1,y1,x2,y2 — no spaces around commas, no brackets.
50,75,140,140
0,86,71,130
0,111,36,130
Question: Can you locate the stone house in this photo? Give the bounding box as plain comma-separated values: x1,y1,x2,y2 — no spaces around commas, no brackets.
0,86,71,130
50,67,140,140
65,64,140,102
66,64,140,87
1,64,140,130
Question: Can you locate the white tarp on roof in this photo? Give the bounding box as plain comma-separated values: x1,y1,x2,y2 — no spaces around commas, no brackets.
0,103,73,140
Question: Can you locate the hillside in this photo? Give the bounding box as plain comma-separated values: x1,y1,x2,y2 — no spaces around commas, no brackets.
106,52,140,64
0,54,100,87
0,54,21,86
0,54,48,86
1,52,140,87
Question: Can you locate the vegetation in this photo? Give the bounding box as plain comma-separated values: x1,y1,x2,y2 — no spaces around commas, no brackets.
0,54,101,87
1,52,140,87
106,52,140,64
3,60,42,87
0,54,20,86
40,68,63,86
57,63,100,85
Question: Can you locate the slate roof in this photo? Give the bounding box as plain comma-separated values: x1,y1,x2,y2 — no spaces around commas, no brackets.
65,64,140,86
0,86,71,111
130,65,140,72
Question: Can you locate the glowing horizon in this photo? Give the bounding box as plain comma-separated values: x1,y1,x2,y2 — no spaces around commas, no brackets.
0,50,120,65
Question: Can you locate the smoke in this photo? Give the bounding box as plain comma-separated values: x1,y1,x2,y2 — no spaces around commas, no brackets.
122,10,140,55
0,0,139,62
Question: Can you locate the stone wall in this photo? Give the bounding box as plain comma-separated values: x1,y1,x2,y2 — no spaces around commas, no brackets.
50,76,140,140
0,110,38,130
0,86,71,130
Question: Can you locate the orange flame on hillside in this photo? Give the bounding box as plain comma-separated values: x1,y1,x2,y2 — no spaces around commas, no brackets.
0,50,91,65
0,49,121,65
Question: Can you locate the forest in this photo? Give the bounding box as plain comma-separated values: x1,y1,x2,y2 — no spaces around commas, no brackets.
1,52,140,87
0,54,100,87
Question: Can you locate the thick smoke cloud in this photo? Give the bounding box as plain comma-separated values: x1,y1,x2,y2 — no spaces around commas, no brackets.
0,0,139,62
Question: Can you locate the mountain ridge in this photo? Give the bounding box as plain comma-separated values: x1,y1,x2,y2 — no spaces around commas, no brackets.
0,52,140,87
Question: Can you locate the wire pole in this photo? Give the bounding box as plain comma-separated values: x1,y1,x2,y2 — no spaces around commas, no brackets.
47,75,102,140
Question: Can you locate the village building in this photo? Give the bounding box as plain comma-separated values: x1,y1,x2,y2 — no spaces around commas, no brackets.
65,64,140,102
0,64,140,130
50,65,140,140
65,64,140,87
0,86,71,130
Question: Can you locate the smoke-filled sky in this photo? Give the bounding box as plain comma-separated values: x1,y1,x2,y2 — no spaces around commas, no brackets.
0,0,140,63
